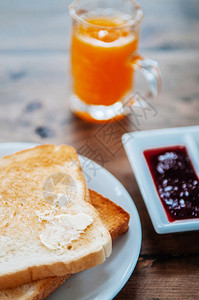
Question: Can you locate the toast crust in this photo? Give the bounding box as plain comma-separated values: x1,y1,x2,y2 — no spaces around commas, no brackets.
89,190,130,240
0,276,69,300
0,248,107,289
29,276,69,300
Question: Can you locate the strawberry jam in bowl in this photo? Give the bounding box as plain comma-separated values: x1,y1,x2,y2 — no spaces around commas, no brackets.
144,146,199,222
122,126,199,233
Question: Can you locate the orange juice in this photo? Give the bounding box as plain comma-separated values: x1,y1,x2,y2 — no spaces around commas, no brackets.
71,16,138,106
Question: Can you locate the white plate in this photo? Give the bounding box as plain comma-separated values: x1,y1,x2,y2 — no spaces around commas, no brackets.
0,142,142,300
122,126,199,234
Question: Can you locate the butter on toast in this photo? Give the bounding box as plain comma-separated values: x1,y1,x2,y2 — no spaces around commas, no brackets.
0,189,130,300
0,145,112,290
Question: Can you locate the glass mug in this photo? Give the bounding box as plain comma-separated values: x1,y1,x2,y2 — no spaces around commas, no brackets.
69,0,161,122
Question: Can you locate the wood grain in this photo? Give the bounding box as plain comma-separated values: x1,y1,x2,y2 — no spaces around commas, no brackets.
115,255,199,300
0,0,199,299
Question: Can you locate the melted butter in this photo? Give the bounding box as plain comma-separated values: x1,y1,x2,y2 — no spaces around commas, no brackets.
38,213,93,250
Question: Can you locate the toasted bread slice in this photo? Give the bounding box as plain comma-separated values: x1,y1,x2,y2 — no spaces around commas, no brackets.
89,190,130,240
0,275,70,300
0,190,130,300
0,145,112,290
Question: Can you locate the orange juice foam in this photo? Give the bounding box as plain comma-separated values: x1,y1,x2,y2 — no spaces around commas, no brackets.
71,16,138,106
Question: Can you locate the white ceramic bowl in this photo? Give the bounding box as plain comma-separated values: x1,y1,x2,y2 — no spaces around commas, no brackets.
122,126,199,234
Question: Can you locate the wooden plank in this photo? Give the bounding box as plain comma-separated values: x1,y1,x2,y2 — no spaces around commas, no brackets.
1,0,199,51
0,51,198,142
115,255,199,299
0,0,71,51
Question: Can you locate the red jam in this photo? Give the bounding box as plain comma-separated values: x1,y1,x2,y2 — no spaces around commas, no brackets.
144,146,199,222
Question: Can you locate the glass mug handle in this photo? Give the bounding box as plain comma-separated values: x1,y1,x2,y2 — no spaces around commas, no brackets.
131,54,161,100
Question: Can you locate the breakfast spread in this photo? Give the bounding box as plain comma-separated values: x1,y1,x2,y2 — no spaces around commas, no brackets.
144,145,199,222
2,0,198,297
122,126,199,234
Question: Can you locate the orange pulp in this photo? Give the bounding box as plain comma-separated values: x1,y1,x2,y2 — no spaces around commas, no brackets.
71,16,138,106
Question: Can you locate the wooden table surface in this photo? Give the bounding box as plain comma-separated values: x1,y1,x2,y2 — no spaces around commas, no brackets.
1,0,199,299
